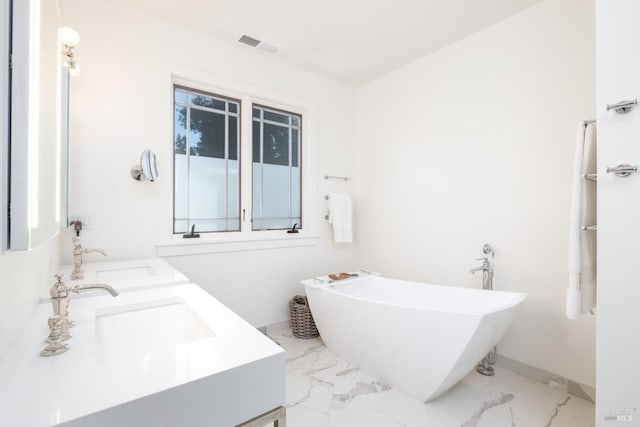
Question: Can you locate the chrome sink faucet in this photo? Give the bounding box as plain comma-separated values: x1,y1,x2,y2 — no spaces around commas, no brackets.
71,238,107,280
46,275,118,350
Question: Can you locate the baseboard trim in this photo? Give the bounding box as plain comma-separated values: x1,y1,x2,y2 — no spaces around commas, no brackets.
495,355,595,403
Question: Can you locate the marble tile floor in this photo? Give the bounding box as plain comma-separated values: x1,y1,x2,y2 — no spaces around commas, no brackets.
266,325,595,427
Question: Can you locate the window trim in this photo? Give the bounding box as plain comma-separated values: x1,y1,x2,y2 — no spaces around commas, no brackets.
157,72,319,255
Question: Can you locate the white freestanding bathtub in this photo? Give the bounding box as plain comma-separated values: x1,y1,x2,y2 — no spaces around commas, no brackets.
302,273,526,402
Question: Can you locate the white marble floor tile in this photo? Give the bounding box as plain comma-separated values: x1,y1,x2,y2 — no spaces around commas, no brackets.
267,325,595,427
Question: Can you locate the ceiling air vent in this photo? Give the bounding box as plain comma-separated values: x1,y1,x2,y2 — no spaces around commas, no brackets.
238,34,278,54
238,34,260,47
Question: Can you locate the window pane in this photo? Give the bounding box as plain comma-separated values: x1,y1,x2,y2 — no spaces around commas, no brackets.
264,110,289,124
229,102,238,113
252,162,262,226
175,90,188,104
188,155,227,220
174,219,188,234
253,107,260,118
263,123,289,166
292,116,300,127
175,105,187,155
261,158,290,217
229,116,238,160
292,128,299,167
191,94,225,110
228,157,240,223
252,120,261,163
291,165,301,219
174,152,188,225
190,109,225,158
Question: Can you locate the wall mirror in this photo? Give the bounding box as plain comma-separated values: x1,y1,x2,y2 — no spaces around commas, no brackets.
5,0,68,251
131,150,159,182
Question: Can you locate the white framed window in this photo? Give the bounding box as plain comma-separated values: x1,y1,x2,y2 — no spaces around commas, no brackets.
173,86,241,234
252,105,301,231
161,75,318,255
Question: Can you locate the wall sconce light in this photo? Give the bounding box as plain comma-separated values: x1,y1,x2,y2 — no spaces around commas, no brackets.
60,27,80,76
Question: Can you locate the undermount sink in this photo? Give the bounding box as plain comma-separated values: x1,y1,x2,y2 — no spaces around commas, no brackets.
95,266,155,282
95,297,216,362
48,258,190,302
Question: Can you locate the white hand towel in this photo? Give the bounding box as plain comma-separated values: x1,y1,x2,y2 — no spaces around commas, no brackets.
567,122,597,319
328,193,353,243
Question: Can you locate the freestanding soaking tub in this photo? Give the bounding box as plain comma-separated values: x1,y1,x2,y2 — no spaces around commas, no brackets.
302,273,526,402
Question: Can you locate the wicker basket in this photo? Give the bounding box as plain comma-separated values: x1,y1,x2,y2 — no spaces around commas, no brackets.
289,295,319,339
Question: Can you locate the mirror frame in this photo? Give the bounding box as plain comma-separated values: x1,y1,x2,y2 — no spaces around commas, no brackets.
9,0,32,250
9,0,64,250
60,67,69,228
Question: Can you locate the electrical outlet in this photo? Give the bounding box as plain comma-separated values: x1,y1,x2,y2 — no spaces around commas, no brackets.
68,215,91,229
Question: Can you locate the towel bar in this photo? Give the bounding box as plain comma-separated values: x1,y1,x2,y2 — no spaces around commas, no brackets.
325,174,351,181
606,164,637,177
606,99,637,114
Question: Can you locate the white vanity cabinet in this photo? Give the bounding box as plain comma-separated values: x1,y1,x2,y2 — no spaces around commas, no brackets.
1,284,285,427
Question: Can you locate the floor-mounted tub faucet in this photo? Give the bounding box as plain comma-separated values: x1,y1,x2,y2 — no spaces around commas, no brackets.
470,243,497,376
469,257,493,290
71,239,107,280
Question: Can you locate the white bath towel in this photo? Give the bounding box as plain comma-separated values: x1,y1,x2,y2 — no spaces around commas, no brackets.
328,193,353,243
567,122,597,319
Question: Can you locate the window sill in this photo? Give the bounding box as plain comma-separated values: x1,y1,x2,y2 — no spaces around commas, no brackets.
156,234,319,257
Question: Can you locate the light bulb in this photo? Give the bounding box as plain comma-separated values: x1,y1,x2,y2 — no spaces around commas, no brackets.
60,27,80,47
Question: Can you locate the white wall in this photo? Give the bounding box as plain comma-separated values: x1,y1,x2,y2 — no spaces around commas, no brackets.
354,0,596,387
62,0,358,327
63,0,601,388
596,1,640,424
0,237,59,357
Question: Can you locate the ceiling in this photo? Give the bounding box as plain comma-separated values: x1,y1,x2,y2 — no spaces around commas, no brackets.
107,0,544,86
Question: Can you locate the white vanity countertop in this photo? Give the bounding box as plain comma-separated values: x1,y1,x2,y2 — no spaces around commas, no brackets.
0,284,285,426
46,258,189,301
